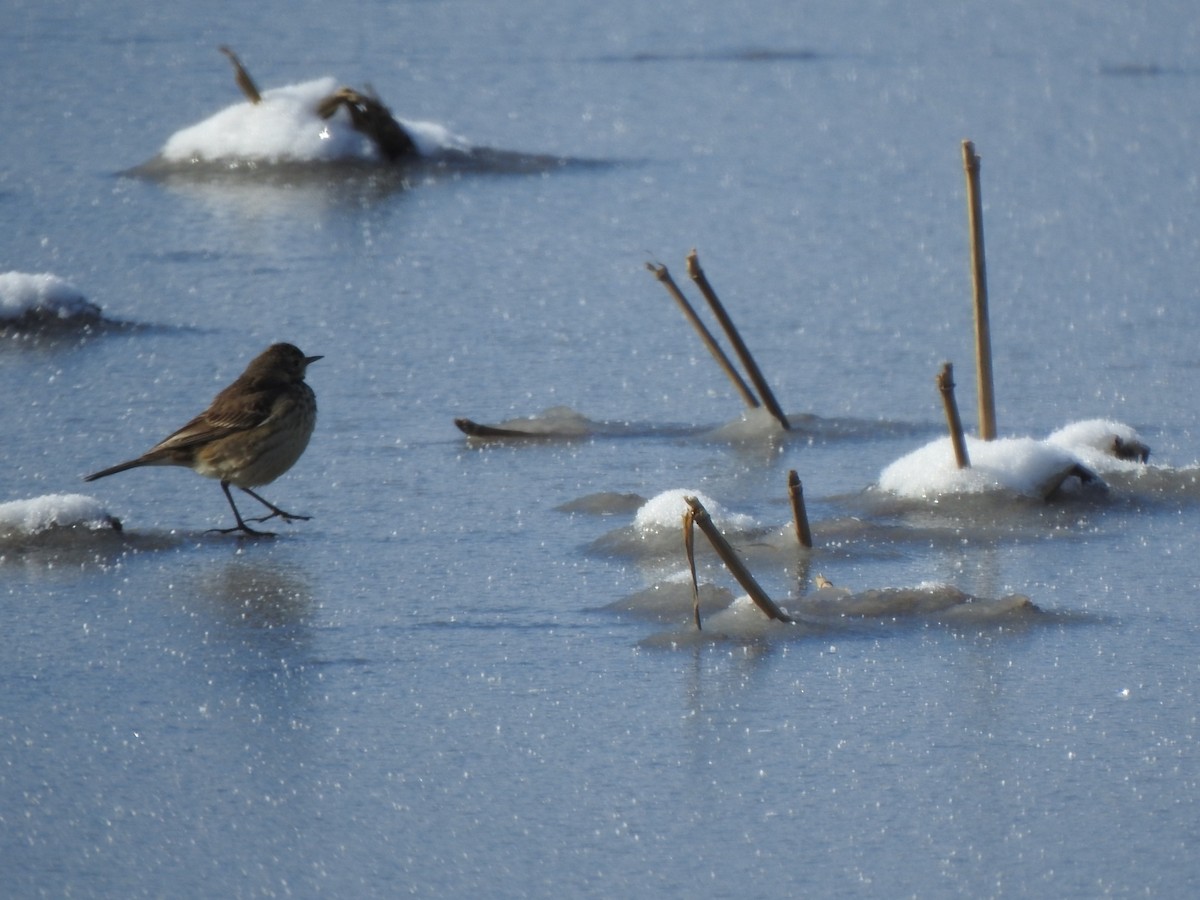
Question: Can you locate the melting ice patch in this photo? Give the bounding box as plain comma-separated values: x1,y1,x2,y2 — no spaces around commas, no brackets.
0,494,121,537
637,584,1043,647
707,406,790,442
403,120,473,157
159,77,467,165
792,582,1038,621
601,573,735,622
0,272,102,326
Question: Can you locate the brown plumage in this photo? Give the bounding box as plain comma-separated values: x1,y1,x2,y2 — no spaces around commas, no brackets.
85,343,320,536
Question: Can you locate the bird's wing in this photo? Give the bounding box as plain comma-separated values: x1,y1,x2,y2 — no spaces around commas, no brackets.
146,389,276,454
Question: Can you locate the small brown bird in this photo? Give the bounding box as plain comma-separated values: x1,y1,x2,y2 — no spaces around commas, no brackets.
85,343,320,536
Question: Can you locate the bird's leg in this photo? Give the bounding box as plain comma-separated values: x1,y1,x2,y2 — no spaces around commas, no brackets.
207,481,276,536
238,486,312,523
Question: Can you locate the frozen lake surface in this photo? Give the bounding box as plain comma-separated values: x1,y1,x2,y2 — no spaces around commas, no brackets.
3,1,1200,896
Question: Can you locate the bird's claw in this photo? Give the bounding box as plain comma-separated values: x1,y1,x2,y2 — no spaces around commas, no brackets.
206,524,276,538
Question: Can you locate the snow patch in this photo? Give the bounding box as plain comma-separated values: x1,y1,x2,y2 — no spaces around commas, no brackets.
0,272,101,323
160,77,467,164
634,489,756,533
878,420,1148,500
0,494,121,536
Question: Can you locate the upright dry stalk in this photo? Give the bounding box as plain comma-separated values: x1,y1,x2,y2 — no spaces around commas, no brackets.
787,470,813,549
962,140,997,440
684,496,793,623
685,250,791,431
682,507,703,630
647,263,760,409
937,362,971,469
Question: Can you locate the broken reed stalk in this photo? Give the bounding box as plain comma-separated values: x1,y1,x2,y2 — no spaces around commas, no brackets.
685,249,792,430
682,507,703,630
787,470,813,549
219,46,262,104
937,362,971,469
647,263,760,409
962,140,997,441
683,496,794,624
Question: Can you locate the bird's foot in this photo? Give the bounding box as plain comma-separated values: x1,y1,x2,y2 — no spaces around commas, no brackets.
247,508,311,524
237,487,311,524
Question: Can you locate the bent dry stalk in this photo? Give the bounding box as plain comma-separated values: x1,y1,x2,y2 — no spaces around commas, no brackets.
685,249,791,431
647,262,760,409
683,496,793,625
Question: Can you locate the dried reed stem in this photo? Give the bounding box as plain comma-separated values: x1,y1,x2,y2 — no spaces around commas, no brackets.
647,263,760,408
962,140,996,440
684,496,793,623
937,362,971,469
219,46,262,104
682,508,703,630
787,470,813,549
685,249,791,430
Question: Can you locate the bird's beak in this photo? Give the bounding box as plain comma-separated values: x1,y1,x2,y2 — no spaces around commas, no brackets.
305,355,324,365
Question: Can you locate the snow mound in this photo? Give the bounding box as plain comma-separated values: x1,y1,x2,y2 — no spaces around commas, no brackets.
0,272,101,324
634,489,756,533
0,494,121,537
879,435,1092,499
162,77,370,163
1045,419,1150,470
879,420,1152,501
160,77,468,165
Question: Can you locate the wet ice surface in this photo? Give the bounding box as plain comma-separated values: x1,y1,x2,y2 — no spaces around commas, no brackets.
4,1,1200,897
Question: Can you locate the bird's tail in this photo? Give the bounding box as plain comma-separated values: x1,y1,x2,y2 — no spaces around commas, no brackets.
84,458,149,482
